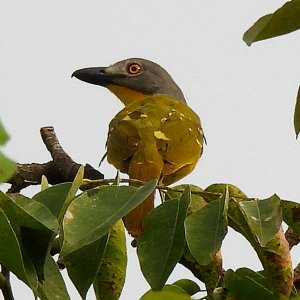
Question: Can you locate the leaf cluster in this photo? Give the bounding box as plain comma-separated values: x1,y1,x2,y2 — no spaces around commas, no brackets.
1,169,299,300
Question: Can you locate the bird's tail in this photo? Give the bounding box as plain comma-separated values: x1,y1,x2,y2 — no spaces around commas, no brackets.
124,143,163,238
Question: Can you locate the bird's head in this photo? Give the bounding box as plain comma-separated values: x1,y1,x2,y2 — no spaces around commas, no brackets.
72,58,186,105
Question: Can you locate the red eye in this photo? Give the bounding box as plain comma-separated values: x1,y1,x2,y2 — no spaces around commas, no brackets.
127,63,141,75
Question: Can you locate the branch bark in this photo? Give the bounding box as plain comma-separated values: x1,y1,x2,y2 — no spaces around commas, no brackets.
294,262,300,294
285,227,300,250
7,126,103,192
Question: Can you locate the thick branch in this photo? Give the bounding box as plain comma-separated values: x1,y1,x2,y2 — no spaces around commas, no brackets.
179,249,224,294
7,126,103,192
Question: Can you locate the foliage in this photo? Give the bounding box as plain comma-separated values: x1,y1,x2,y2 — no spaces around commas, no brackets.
0,177,157,300
0,173,297,299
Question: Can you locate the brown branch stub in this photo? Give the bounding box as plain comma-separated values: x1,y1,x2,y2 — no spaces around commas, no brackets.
7,126,103,192
40,126,72,162
50,238,61,256
285,227,300,250
294,263,300,293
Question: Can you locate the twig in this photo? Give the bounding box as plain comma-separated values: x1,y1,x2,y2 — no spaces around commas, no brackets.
50,238,61,256
0,266,14,300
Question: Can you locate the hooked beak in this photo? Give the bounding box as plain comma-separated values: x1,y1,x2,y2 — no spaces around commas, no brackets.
72,67,120,87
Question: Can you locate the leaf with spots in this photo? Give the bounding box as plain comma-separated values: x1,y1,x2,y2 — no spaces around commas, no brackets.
93,220,127,300
238,195,282,247
60,181,156,257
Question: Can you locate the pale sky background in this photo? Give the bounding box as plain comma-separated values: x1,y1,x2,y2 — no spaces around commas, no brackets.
1,1,300,299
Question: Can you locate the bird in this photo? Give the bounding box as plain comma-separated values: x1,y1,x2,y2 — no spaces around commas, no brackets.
72,58,204,238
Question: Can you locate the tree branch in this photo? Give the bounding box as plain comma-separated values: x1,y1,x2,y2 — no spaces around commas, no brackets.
0,266,14,300
7,126,103,193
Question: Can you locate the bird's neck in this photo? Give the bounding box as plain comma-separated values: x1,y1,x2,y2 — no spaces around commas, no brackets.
107,84,147,106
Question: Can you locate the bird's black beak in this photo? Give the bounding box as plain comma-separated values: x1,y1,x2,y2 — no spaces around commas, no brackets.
72,67,115,87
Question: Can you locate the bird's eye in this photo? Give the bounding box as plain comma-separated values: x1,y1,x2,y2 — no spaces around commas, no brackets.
127,63,141,75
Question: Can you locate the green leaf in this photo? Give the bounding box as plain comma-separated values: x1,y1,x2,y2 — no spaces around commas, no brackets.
224,268,275,299
161,285,188,294
0,203,39,291
209,185,258,245
0,207,30,284
185,187,229,266
294,86,300,138
171,279,200,296
93,220,127,300
166,184,207,214
0,151,16,183
137,187,191,290
281,199,300,235
58,165,84,223
141,284,191,299
2,193,58,281
58,167,85,252
243,0,300,46
60,180,156,258
20,227,54,282
140,290,191,300
63,234,109,300
32,183,73,218
0,119,9,145
60,181,154,298
22,249,39,293
6,193,58,231
37,255,71,300
41,175,49,191
0,120,16,182
205,183,247,200
238,195,282,247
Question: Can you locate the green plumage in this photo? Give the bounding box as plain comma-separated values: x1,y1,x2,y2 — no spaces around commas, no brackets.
106,95,204,185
